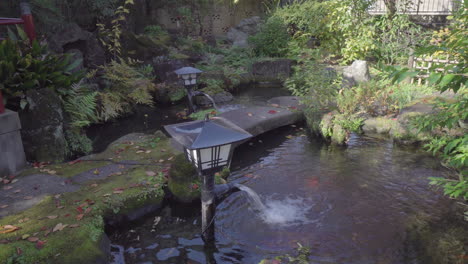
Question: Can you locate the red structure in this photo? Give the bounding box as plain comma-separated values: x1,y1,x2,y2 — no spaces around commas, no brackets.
0,1,36,114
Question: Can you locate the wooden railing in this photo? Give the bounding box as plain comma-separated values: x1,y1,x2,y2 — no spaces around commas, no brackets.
409,54,458,85
369,0,458,15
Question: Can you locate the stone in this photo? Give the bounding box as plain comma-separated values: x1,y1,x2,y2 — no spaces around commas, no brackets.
226,16,262,48
20,89,67,162
194,91,234,106
0,110,26,177
48,23,105,68
252,59,295,83
342,60,371,88
167,154,199,203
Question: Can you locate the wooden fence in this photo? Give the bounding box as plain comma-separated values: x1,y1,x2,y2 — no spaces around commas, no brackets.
409,54,458,85
369,0,458,15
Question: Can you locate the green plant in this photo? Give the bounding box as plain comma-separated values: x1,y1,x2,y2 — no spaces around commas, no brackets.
144,25,169,38
200,78,225,96
99,60,157,121
97,0,134,58
249,16,290,57
189,108,217,120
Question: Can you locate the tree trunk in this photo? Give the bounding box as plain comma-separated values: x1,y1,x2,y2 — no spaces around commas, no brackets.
384,0,397,19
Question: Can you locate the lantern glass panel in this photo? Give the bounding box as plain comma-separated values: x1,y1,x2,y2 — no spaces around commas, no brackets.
190,79,196,85
185,80,191,85
190,73,197,79
198,144,232,171
182,74,189,80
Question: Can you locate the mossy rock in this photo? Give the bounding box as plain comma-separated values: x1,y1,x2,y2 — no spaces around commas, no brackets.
331,123,347,145
168,154,200,203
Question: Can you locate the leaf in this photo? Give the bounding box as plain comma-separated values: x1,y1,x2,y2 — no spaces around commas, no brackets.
3,186,13,190
438,74,456,88
47,215,58,219
247,112,253,117
427,73,442,85
93,169,100,175
76,214,84,221
21,234,30,240
64,58,83,72
16,247,22,256
113,190,124,194
23,196,33,200
20,99,28,110
35,240,46,249
145,171,156,177
27,237,39,242
0,205,8,209
69,224,80,228
52,223,67,232
268,110,278,114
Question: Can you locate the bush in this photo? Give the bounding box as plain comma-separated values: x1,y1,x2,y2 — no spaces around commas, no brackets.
249,16,290,57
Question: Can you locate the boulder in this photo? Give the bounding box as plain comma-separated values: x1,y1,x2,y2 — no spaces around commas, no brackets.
342,60,371,88
194,91,234,106
252,59,295,82
20,89,67,162
48,23,105,68
226,16,262,48
167,154,200,203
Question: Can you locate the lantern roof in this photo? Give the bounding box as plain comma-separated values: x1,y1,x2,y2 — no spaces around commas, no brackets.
164,117,252,150
174,67,203,76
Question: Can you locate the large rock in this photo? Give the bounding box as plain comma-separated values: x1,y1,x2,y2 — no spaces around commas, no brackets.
194,91,234,106
20,89,67,162
48,23,105,68
342,60,371,88
226,16,262,48
252,59,295,82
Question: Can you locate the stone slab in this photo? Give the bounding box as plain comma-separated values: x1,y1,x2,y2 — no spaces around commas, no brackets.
0,109,21,135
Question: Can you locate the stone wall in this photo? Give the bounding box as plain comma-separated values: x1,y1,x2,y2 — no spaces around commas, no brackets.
130,0,264,37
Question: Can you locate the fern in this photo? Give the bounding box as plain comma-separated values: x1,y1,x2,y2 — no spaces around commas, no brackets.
63,82,99,128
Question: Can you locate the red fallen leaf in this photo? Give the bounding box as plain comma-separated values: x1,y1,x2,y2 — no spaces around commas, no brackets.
35,240,46,249
244,174,254,178
76,206,84,214
76,214,84,221
191,183,199,190
113,187,125,191
40,226,48,231
16,247,22,255
268,110,278,114
113,190,124,194
3,186,13,190
68,159,82,165
79,202,88,208
84,207,92,214
63,213,71,217
85,199,95,205
3,179,10,184
288,106,297,110
44,229,51,237
306,177,320,188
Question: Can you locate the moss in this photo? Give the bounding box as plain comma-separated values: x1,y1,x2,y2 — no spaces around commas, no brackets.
331,123,347,145
168,154,200,203
0,136,176,263
362,117,398,134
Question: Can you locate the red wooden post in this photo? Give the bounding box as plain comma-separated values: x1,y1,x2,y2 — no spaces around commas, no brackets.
0,91,5,114
20,1,36,43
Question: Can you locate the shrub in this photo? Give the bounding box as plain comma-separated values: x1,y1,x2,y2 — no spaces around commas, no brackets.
249,16,290,57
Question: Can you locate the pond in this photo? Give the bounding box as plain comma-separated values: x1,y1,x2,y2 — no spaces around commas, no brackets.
109,124,462,264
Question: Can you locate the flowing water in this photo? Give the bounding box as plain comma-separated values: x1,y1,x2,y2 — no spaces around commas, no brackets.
110,125,466,264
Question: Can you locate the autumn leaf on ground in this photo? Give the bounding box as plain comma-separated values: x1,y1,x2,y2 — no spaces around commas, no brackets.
85,207,92,214
0,225,20,234
13,189,21,193
76,207,84,214
69,224,80,228
168,156,174,161
271,103,280,108
21,234,30,240
247,112,253,117
76,214,84,221
23,196,33,200
47,215,58,219
0,205,8,209
16,247,22,255
286,135,293,139
145,171,156,177
3,186,13,190
68,159,82,165
113,190,124,194
90,183,98,188
52,223,67,232
0,239,11,244
93,169,100,175
35,240,46,249
27,237,39,242
268,110,278,114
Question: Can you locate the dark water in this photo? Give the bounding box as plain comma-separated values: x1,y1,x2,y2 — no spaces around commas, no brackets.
109,125,461,264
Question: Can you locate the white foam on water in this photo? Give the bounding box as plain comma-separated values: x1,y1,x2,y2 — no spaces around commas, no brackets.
261,197,313,226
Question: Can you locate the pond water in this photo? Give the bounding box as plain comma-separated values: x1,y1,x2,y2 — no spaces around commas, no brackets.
109,124,461,264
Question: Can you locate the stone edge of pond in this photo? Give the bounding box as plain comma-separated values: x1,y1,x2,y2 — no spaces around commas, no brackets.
0,132,185,264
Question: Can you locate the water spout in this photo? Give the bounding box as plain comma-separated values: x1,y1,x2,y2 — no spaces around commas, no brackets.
234,184,267,212
194,91,218,110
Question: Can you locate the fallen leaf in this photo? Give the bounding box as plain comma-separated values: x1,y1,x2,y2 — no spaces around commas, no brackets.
90,183,98,188
54,194,61,199
27,237,39,242
136,150,145,154
93,169,100,175
69,224,80,228
158,159,164,163
40,226,48,231
68,159,82,165
167,156,174,161
247,112,253,117
63,214,71,218
16,247,22,256
21,234,30,240
102,193,111,197
76,214,84,221
286,135,293,139
145,150,152,154
44,229,51,237
24,196,33,200
3,186,13,190
118,165,125,169
271,103,280,107
0,225,20,234
191,183,199,190
268,110,278,114
47,215,58,219
52,223,67,232
0,239,10,244
113,190,124,194
76,207,84,214
85,207,92,214
145,171,156,177
35,240,46,249
13,189,21,193
56,206,65,209
0,205,8,209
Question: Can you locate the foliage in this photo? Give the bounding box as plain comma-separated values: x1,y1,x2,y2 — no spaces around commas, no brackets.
249,16,290,57
336,79,435,116
200,78,225,96
99,60,157,121
273,243,311,264
65,129,93,156
97,0,134,59
189,108,217,120
144,25,169,38
0,37,83,108
286,59,340,110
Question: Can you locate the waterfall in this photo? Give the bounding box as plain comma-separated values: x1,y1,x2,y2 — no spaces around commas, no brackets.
198,92,218,110
234,183,312,226
234,184,267,212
